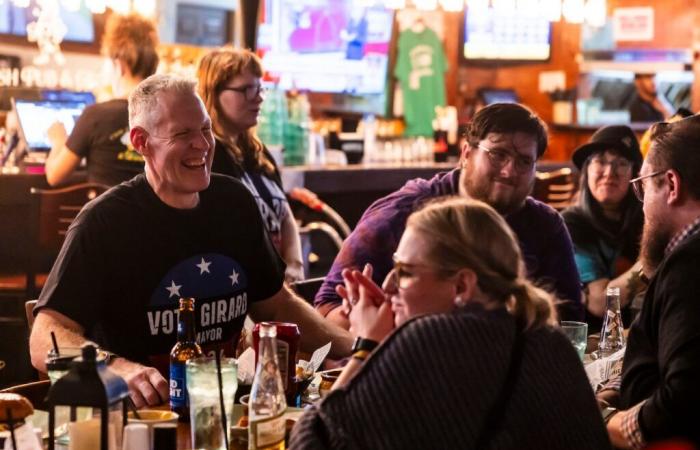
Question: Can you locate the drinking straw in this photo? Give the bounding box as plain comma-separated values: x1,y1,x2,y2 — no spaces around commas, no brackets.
215,352,230,450
6,408,17,450
127,396,142,420
50,331,59,354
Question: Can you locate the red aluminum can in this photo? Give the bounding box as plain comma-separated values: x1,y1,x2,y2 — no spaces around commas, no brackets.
252,322,300,399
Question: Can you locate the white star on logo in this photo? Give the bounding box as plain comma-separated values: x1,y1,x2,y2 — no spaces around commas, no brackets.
229,269,240,286
196,258,211,275
166,280,182,298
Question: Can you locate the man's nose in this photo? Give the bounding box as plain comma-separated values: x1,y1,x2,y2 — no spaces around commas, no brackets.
499,156,517,177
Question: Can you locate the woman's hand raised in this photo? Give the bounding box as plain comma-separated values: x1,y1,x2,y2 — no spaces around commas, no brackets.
336,264,394,343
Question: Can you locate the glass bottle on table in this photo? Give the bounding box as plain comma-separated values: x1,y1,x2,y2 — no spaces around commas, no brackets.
249,323,287,450
170,297,202,422
598,287,626,357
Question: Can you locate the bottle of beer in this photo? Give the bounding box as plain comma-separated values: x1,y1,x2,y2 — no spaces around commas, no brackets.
598,287,626,357
249,323,287,450
170,297,202,421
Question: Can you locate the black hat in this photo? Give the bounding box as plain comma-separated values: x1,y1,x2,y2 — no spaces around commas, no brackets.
572,125,642,170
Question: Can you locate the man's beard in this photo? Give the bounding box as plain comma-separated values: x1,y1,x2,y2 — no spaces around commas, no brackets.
462,164,531,215
640,215,673,276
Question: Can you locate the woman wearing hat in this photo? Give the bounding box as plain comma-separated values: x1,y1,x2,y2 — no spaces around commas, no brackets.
562,125,645,331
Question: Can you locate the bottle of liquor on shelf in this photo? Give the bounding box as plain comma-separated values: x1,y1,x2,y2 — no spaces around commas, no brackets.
170,297,202,421
597,287,626,357
249,323,287,450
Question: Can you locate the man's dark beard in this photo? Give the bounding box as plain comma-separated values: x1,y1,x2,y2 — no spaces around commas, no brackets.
640,216,672,276
463,166,531,215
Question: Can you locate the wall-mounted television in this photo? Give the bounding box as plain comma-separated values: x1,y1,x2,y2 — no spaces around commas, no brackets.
256,0,393,94
0,0,94,43
461,8,551,63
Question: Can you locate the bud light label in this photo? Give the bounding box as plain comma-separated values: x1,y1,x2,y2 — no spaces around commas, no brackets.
169,362,187,408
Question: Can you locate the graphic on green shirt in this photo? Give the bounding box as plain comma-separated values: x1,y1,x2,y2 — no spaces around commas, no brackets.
394,27,447,137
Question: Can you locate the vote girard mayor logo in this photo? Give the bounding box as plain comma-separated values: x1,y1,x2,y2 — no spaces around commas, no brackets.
147,253,249,350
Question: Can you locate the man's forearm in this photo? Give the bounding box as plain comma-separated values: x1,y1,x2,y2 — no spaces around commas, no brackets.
29,310,88,372
271,296,353,358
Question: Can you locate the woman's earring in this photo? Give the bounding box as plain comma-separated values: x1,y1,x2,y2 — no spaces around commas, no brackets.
454,295,466,307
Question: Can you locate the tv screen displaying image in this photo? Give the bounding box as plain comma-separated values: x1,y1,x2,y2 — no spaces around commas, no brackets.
257,0,393,94
0,0,94,43
462,8,551,62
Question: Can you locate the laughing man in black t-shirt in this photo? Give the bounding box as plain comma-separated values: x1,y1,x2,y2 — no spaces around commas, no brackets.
30,75,353,408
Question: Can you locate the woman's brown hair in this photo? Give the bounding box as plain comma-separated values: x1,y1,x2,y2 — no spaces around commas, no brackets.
196,47,274,175
407,197,557,330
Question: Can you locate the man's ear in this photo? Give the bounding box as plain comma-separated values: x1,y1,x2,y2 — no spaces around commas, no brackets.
460,141,473,167
666,169,682,206
130,127,149,156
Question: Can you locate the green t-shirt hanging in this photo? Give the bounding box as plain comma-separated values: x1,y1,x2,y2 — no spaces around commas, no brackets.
394,27,448,137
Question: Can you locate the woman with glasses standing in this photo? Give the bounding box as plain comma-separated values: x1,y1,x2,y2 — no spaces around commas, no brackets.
197,48,303,282
562,125,645,331
290,198,609,449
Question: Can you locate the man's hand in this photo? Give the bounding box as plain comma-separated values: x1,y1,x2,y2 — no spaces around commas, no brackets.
110,358,168,408
596,388,620,410
606,411,630,448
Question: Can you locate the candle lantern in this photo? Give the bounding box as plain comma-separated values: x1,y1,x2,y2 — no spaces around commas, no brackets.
47,343,129,450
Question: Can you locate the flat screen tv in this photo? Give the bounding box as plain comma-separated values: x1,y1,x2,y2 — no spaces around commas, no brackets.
462,7,551,63
0,0,94,43
256,0,393,94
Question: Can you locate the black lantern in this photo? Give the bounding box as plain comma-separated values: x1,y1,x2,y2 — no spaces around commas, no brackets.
47,343,129,450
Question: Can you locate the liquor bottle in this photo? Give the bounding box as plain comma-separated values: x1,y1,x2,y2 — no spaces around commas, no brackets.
598,287,626,357
249,323,287,450
170,297,202,421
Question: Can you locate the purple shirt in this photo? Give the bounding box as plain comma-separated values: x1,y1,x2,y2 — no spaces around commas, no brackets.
315,169,584,321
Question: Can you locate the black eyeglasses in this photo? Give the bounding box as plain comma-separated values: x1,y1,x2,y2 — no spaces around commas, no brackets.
588,157,633,175
477,144,536,174
220,83,266,101
390,253,451,289
630,170,664,202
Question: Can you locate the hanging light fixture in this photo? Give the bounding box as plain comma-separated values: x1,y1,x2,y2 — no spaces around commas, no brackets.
11,0,154,65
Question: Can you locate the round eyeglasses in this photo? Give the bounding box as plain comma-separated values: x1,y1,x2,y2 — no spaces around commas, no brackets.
630,170,664,202
220,83,266,101
588,157,633,175
477,144,536,174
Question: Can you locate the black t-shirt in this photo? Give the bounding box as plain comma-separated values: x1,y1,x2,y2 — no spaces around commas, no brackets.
36,174,285,374
66,99,145,186
628,94,664,123
211,140,289,253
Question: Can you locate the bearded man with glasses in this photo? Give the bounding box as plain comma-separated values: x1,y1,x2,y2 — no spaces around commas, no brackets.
597,115,700,448
316,103,584,326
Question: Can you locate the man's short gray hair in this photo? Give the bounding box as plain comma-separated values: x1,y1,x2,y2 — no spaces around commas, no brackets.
128,74,197,131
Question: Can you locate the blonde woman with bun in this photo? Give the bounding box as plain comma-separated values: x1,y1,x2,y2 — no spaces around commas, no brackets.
290,198,609,450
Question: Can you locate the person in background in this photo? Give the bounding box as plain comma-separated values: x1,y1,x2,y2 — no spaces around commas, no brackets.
562,125,645,331
29,74,352,408
45,13,158,187
316,103,584,325
291,198,609,450
628,73,672,123
600,115,700,448
196,47,303,282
